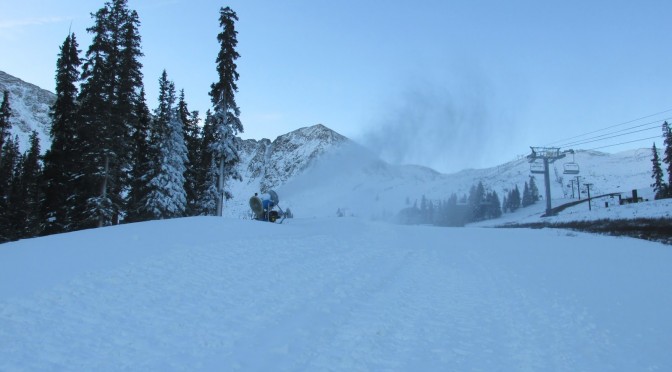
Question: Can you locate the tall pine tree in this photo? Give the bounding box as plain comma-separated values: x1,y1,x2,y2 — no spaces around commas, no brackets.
522,181,532,207
125,87,153,222
144,71,188,219
529,176,540,203
76,0,144,228
0,91,12,169
484,191,500,219
18,132,43,238
662,121,672,193
0,137,21,242
42,33,82,234
205,6,243,216
178,89,201,216
651,142,667,199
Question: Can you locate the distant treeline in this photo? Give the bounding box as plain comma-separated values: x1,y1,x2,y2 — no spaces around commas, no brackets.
398,177,540,227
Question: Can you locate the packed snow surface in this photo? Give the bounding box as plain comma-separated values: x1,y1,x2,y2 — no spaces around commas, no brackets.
1,217,671,371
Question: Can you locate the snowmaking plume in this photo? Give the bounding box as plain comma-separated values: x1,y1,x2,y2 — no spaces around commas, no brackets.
277,142,397,219
360,75,515,174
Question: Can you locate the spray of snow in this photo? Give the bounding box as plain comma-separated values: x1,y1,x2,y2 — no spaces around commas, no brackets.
360,73,522,174
277,142,392,219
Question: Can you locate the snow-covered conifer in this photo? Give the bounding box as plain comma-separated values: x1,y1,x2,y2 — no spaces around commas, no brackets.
651,142,667,199
144,71,188,219
0,91,12,168
42,33,81,234
522,181,531,207
178,89,201,216
529,176,540,202
206,6,243,216
0,137,21,242
662,121,672,196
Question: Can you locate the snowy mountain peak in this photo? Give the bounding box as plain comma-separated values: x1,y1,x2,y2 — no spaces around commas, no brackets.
227,123,351,216
285,123,348,142
0,70,55,153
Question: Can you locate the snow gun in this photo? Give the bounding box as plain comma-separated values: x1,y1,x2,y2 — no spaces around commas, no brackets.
249,190,285,223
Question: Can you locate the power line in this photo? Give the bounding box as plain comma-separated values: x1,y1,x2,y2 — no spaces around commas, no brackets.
545,108,672,146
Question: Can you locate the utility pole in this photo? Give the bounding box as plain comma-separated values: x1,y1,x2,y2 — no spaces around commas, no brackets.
585,183,593,211
569,179,576,199
576,176,582,200
527,147,566,216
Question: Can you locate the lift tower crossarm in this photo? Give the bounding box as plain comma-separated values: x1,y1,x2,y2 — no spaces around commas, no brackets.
527,147,566,216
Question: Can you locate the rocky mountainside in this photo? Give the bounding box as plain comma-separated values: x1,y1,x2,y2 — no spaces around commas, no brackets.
0,70,55,153
226,124,349,216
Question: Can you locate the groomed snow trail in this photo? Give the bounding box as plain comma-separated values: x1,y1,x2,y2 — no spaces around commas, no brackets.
1,217,671,371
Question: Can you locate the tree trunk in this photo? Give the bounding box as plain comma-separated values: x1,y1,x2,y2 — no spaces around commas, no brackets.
216,157,224,216
98,154,109,227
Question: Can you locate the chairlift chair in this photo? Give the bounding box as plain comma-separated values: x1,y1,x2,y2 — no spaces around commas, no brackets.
562,149,580,175
563,162,580,175
530,162,545,174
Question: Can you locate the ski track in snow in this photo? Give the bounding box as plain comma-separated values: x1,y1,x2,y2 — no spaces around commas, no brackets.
1,217,671,371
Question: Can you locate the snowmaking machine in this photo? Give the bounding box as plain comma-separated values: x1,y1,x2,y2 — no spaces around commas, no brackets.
249,190,286,223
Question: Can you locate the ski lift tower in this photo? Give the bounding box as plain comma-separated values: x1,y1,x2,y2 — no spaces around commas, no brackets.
527,147,566,216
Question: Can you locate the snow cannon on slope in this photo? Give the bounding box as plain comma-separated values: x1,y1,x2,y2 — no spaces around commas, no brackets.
249,190,286,223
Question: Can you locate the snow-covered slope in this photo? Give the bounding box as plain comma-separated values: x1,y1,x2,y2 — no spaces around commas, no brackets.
1,216,671,370
271,144,658,222
0,70,55,153
225,124,348,218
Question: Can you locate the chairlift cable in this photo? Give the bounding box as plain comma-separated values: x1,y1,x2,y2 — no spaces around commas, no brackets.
545,108,672,146
557,125,662,148
587,135,661,151
555,117,670,148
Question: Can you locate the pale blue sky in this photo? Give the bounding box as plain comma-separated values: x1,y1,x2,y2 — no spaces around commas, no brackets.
2,0,672,172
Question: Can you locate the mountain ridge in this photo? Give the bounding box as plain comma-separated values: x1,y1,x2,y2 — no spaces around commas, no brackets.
0,70,658,222
0,70,56,153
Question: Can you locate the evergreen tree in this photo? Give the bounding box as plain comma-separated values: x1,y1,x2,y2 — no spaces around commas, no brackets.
113,5,144,222
42,33,82,235
663,121,672,195
468,181,486,221
144,71,188,219
522,181,532,207
74,3,117,229
651,142,667,199
508,185,521,212
206,6,243,216
427,199,435,224
199,158,220,216
502,195,508,213
487,191,502,219
420,194,428,223
76,0,144,228
0,137,21,242
125,87,153,222
178,89,201,216
0,91,12,168
529,176,540,202
196,110,214,214
21,132,43,238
